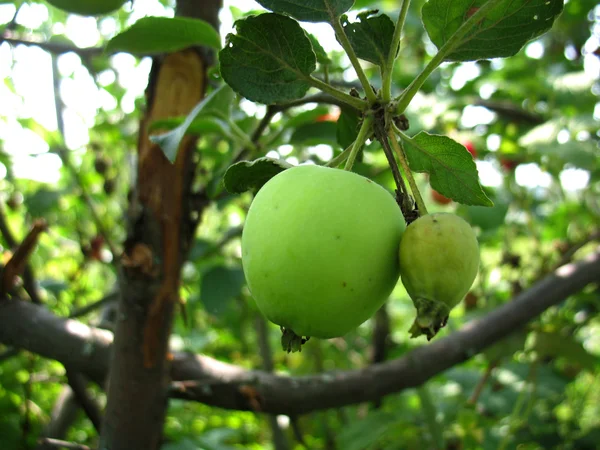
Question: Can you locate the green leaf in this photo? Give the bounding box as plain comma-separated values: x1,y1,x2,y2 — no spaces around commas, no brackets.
290,121,338,147
529,331,599,371
255,0,354,23
422,0,564,62
286,106,331,128
458,190,509,231
403,132,492,207
341,11,395,69
336,107,360,149
149,116,232,138
483,329,528,362
307,33,331,64
337,411,399,450
106,16,221,55
223,157,292,194
219,13,316,104
25,188,62,217
200,266,245,316
149,85,234,163
46,0,127,16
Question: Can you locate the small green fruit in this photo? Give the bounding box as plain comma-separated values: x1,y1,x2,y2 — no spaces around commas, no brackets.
242,165,405,351
399,212,479,340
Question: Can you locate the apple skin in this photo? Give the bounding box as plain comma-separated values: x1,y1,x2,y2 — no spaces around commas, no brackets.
399,213,479,339
47,0,126,15
242,165,405,339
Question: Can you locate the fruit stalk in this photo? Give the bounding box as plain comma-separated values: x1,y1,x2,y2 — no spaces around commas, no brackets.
344,115,373,171
382,0,412,103
331,18,378,104
395,0,505,115
389,127,428,216
372,115,411,214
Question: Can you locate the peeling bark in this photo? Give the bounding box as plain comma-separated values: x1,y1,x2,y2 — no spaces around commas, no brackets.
99,1,221,447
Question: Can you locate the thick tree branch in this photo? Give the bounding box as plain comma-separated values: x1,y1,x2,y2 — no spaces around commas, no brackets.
0,249,598,415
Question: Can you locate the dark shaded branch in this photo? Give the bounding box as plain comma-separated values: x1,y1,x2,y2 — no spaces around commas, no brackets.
0,249,598,415
37,438,90,450
471,98,545,125
68,292,119,319
371,305,390,409
256,315,290,450
36,387,80,450
64,371,103,433
1,36,104,57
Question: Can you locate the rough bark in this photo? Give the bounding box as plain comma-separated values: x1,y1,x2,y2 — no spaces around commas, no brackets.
2,248,598,416
99,1,221,448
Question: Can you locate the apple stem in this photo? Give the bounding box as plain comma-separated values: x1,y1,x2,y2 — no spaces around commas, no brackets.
389,125,429,216
372,115,413,217
344,115,374,171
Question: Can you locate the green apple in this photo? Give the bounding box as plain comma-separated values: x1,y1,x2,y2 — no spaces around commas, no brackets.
47,0,127,16
399,213,479,340
241,165,405,351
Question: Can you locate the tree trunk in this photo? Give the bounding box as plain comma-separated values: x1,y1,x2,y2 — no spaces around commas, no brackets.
99,1,221,448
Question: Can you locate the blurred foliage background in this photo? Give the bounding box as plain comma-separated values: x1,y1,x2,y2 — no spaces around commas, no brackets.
0,0,599,449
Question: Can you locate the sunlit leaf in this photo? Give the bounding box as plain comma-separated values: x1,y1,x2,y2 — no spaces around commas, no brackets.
422,0,564,61
219,13,316,104
106,16,221,55
200,266,245,317
149,85,234,163
223,157,292,194
255,0,354,23
341,11,395,69
403,132,492,206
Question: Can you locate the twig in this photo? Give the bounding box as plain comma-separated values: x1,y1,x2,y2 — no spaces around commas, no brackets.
389,127,428,216
21,354,34,447
1,36,103,57
371,305,390,409
290,417,307,448
49,56,118,258
552,230,600,272
372,115,410,212
396,0,504,114
0,205,43,303
35,387,80,450
65,370,103,433
382,0,411,102
256,315,290,450
330,18,377,104
68,293,119,319
1,219,47,298
0,347,19,362
417,385,444,449
344,115,373,171
37,438,91,450
467,360,498,406
0,205,42,304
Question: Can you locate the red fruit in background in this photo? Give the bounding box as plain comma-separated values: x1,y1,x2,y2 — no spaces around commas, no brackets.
316,108,341,122
463,141,477,159
500,158,519,172
90,235,104,261
464,292,478,311
431,189,452,205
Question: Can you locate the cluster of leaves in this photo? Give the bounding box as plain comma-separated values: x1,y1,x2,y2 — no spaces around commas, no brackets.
0,0,599,449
